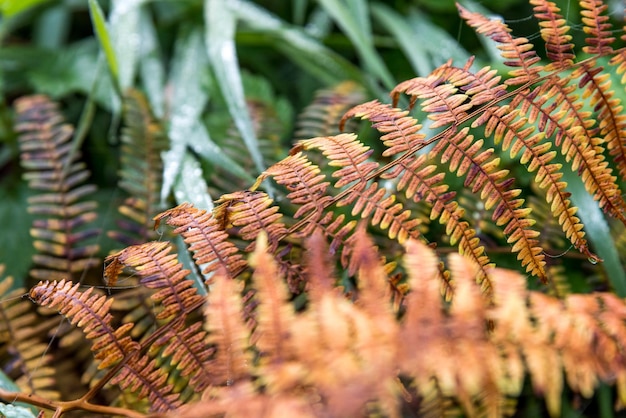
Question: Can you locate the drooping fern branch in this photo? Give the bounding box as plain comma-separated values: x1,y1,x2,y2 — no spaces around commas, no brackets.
14,95,101,282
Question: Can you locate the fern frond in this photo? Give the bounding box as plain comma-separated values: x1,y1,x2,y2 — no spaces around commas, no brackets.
341,100,426,155
431,128,546,281
158,321,214,392
298,133,379,191
154,203,248,280
109,89,168,247
457,4,543,86
295,81,366,140
530,0,575,70
254,152,332,221
14,95,100,281
476,105,598,262
104,241,203,320
510,78,626,223
29,279,182,412
214,191,287,252
0,274,59,400
204,269,252,385
580,0,615,55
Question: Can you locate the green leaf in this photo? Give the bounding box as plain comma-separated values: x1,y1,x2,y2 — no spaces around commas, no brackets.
0,403,36,418
316,0,394,89
562,166,626,296
205,0,266,178
160,27,209,204
229,0,364,88
137,7,166,117
88,0,121,95
174,151,214,211
109,0,147,90
0,0,50,18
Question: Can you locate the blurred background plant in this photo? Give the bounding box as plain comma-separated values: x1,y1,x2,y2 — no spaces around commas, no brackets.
1,0,625,416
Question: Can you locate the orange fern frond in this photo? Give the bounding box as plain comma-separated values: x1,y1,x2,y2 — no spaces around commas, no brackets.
29,280,138,370
430,128,546,281
530,0,575,70
158,321,214,392
204,269,252,385
475,105,599,262
510,78,626,223
154,203,248,280
215,191,288,252
298,133,379,190
457,3,543,86
254,152,332,221
104,241,203,320
580,0,615,55
249,234,296,374
341,100,426,155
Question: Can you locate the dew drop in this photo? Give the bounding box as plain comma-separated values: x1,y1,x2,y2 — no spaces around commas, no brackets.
588,257,598,265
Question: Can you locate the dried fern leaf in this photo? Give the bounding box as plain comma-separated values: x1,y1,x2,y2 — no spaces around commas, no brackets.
154,203,248,280
457,4,543,86
104,241,203,320
109,89,169,247
29,279,181,412
204,269,252,385
14,95,100,281
214,191,288,252
477,105,598,262
530,0,575,71
0,274,59,401
580,0,615,55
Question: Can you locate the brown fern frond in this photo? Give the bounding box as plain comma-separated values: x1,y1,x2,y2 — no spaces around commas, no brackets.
475,105,599,262
14,95,100,281
154,203,248,280
401,239,504,416
109,89,169,247
204,268,252,385
572,59,626,183
457,3,543,86
29,279,182,412
0,273,59,401
349,182,422,243
214,191,288,252
249,233,297,383
430,128,546,281
298,133,380,190
580,0,615,55
157,321,214,392
29,280,139,370
104,241,203,321
530,0,576,70
385,155,492,292
340,100,426,155
510,78,626,223
295,81,366,140
253,152,333,221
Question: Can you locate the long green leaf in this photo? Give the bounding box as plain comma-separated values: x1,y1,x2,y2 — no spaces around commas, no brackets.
175,151,214,211
562,167,626,296
88,0,121,95
204,0,266,178
109,0,146,90
0,0,49,18
316,0,394,89
229,0,364,86
137,7,165,117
